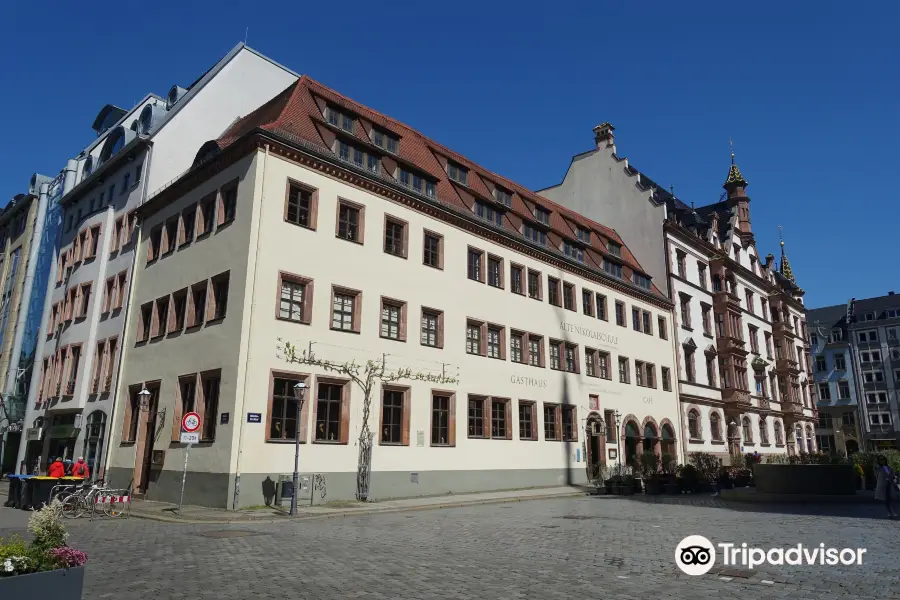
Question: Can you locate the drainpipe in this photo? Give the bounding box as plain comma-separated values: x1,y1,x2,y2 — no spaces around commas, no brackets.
100,147,153,482
662,232,687,464
233,144,270,510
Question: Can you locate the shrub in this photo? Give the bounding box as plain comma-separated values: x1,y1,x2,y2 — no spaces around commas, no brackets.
0,501,86,577
688,452,720,483
28,500,68,551
640,452,660,476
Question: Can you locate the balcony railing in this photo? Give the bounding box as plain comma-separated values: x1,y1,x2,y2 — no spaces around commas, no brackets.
775,357,800,374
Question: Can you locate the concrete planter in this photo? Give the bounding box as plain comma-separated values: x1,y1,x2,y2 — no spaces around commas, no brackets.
0,566,84,599
754,464,856,495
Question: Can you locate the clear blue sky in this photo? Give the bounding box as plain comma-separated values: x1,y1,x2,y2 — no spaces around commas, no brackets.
1,1,896,308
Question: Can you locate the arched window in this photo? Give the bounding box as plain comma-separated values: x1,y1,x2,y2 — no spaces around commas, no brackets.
774,420,783,445
742,417,752,443
624,421,640,466
688,410,701,439
661,424,676,458
710,412,722,441
759,418,769,444
82,410,107,476
806,425,814,452
642,422,658,453
795,424,803,447
130,120,139,132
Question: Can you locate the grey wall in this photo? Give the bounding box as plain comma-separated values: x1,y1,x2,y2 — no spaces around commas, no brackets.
539,148,669,297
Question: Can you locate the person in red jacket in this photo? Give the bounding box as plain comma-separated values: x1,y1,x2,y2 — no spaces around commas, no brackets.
47,457,66,478
72,457,90,479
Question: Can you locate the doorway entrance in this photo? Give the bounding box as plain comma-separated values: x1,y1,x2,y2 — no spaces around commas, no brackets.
137,384,159,493
585,414,605,482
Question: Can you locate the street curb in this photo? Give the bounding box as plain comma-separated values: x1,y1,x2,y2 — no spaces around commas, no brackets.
127,490,587,525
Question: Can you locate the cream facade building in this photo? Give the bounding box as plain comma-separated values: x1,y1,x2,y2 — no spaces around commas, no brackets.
106,78,682,508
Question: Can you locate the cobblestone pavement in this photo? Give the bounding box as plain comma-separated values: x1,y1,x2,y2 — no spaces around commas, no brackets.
2,494,899,599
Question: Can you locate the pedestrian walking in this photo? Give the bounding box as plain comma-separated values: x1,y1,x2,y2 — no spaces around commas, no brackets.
47,457,66,478
72,457,90,479
874,455,896,518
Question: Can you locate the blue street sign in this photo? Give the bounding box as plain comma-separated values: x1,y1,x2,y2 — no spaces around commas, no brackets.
247,413,262,423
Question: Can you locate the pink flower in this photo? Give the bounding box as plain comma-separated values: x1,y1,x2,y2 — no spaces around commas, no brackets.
49,547,88,568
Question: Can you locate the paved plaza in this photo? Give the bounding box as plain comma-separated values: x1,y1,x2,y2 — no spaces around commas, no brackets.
2,494,899,600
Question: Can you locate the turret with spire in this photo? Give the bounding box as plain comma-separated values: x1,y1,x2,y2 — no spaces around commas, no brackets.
778,226,804,295
724,139,752,239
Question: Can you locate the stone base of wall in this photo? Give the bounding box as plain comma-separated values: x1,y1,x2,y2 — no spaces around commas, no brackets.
753,464,856,495
106,467,588,509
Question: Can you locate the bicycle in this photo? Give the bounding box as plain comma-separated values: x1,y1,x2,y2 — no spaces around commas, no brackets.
61,481,108,519
92,489,131,519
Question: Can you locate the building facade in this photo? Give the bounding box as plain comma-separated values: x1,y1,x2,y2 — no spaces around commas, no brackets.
106,77,682,508
807,303,861,455
15,43,299,476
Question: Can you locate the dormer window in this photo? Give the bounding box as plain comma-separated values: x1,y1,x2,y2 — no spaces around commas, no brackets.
633,273,652,290
397,167,436,198
534,206,550,226
523,224,546,246
494,187,512,208
576,227,591,243
327,106,354,133
475,201,503,227
563,241,583,263
606,241,622,257
603,259,622,279
372,129,399,154
448,162,468,185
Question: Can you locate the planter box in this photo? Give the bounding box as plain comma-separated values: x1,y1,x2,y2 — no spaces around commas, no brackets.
754,464,856,495
0,566,84,599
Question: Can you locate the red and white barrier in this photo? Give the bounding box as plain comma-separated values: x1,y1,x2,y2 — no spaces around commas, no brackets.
95,495,130,504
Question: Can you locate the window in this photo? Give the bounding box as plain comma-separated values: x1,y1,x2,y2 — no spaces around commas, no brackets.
658,316,668,340
278,274,312,324
466,321,482,355
198,194,216,236
838,381,850,399
137,303,152,342
549,341,561,370
742,417,753,443
384,217,407,257
764,332,773,357
315,381,346,442
527,335,543,367
749,326,759,353
519,402,536,440
585,348,597,377
219,183,237,224
582,289,594,316
448,162,468,185
533,206,550,225
522,224,547,246
285,182,316,229
815,356,827,371
510,264,524,295
431,394,454,446
487,255,503,288
171,288,187,332
179,205,196,246
527,269,541,299
151,296,169,338
861,350,881,363
510,331,524,363
494,187,512,207
632,307,641,332
563,241,584,263
618,357,630,384
200,372,220,441
645,363,655,388
603,260,622,278
475,201,503,227
635,360,645,386
77,283,92,318
867,392,888,404
633,273,651,290
268,376,306,442
688,410,701,439
423,231,442,269
544,403,560,440
710,412,723,442
863,371,884,383
870,412,892,426
208,272,229,321
564,343,577,373
597,294,607,321
148,226,163,262
420,308,442,348
491,399,510,438
487,326,503,359
661,367,671,391
698,263,707,290
858,330,878,343
745,290,754,313
680,295,692,329
676,251,686,278
548,277,561,306
684,350,696,383
468,396,485,437
888,328,898,340
371,129,399,154
380,388,407,445
561,405,577,441
336,200,362,243
162,218,177,255
641,311,652,336
563,283,575,311
818,383,831,401
380,299,405,341
331,287,360,332
468,248,489,283
615,301,625,327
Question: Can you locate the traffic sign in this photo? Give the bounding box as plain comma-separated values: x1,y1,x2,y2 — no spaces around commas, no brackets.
180,431,200,444
182,412,201,433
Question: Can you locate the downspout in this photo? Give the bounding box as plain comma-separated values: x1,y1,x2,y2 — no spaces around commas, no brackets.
233,144,269,510
99,147,153,481
4,189,48,395
663,231,687,464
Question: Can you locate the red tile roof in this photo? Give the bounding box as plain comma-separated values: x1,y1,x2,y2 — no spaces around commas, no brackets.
217,76,664,299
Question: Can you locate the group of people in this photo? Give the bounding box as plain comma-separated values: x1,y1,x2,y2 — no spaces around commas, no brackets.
46,456,91,479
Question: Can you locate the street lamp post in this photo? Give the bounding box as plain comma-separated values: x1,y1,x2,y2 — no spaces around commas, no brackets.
614,410,622,466
134,386,152,490
290,381,307,516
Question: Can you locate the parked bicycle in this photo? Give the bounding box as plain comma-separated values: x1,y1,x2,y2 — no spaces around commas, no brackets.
61,481,109,519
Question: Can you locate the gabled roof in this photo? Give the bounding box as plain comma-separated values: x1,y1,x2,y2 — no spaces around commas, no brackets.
215,76,665,299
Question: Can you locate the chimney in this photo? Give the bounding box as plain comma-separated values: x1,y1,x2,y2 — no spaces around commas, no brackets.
889,291,895,296
593,122,615,149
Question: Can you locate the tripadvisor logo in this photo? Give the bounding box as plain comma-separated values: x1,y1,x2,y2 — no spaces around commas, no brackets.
675,535,867,575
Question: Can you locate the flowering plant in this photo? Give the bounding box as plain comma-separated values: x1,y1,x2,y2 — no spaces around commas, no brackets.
0,501,87,577
49,547,88,569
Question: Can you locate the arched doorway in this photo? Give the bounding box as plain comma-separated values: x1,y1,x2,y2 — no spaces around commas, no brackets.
624,421,640,467
660,424,676,459
82,411,107,477
643,423,658,455
585,413,605,482
845,439,859,455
